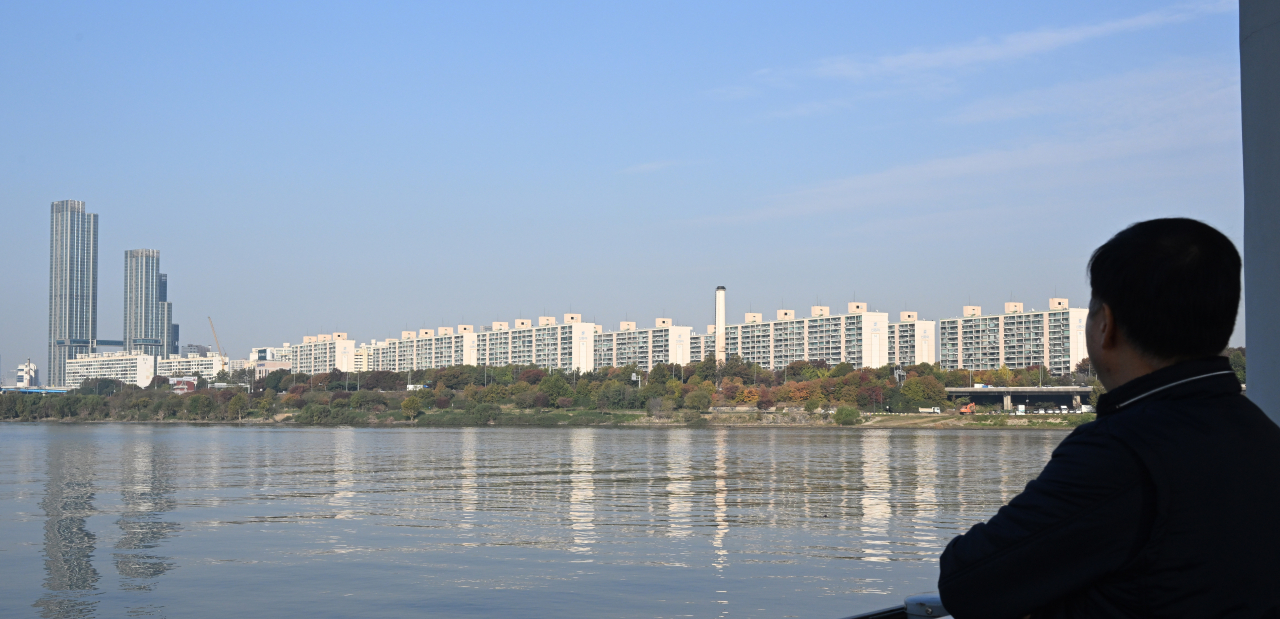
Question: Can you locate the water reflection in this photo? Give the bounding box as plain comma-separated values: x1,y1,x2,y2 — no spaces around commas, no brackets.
711,429,729,570
860,430,891,561
459,428,478,532
33,439,100,619
1,426,1069,619
114,437,179,588
568,429,596,555
665,430,692,539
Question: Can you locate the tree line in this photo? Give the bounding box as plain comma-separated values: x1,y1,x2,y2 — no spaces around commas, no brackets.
0,347,1165,423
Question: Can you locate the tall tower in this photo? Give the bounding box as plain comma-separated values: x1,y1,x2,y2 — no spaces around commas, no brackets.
48,200,99,388
158,273,174,358
714,286,726,365
124,249,165,357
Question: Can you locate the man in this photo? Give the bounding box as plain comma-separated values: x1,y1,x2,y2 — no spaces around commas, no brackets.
938,219,1280,618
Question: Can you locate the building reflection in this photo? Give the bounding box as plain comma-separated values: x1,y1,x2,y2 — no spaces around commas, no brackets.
859,430,891,562
33,440,101,619
329,428,357,520
711,429,729,570
114,437,179,588
568,429,596,555
666,430,692,538
459,428,478,531
913,432,937,521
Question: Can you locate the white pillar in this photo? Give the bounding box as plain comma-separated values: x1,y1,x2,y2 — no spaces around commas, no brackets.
1242,0,1280,426
714,286,726,365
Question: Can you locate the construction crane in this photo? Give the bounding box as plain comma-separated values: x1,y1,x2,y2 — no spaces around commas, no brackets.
208,317,226,360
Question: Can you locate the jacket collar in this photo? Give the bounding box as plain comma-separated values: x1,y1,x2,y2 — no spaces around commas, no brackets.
1095,356,1240,417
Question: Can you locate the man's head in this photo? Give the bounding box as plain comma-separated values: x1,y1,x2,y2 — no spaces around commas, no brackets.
1086,218,1240,389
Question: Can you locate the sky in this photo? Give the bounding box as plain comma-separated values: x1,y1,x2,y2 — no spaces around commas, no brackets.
0,1,1245,371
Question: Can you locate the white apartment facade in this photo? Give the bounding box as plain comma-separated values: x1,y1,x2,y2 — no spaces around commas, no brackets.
698,303,893,370
66,351,157,388
887,312,937,366
938,299,1089,375
353,315,599,374
290,333,357,374
158,353,230,378
593,318,692,372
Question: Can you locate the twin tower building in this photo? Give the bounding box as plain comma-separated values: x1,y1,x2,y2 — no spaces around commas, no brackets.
47,200,178,387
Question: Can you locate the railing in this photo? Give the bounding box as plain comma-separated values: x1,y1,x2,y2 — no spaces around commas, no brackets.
839,594,949,619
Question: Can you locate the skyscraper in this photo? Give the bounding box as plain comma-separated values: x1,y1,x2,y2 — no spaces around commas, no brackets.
159,273,174,357
124,249,167,358
48,200,99,388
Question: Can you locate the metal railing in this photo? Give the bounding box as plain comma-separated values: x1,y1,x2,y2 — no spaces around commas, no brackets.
840,594,949,619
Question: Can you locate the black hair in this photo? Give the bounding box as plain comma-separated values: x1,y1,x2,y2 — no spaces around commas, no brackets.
1088,218,1240,360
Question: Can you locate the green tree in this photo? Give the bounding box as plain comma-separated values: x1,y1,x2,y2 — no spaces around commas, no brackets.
901,376,947,407
227,393,248,421
401,395,423,419
685,390,711,411
186,394,214,419
1228,348,1246,384
833,406,862,426
538,372,571,402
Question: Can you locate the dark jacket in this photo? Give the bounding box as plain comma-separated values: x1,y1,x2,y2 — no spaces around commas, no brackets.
938,356,1280,618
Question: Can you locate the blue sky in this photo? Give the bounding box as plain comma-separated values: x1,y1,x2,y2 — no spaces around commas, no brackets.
0,1,1244,368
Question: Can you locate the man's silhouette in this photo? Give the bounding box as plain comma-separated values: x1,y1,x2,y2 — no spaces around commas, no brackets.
938,218,1280,618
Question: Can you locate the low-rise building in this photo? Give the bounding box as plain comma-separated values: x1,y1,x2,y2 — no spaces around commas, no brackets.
16,360,38,388
253,360,291,379
66,351,156,388
157,353,229,378
938,299,1088,375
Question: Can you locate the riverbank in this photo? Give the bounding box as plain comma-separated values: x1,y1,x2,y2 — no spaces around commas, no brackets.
7,410,1094,429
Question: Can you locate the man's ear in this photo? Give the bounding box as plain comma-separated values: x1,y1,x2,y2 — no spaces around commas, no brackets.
1097,303,1119,351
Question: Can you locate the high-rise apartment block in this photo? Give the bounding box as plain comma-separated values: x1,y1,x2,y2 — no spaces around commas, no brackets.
593,318,690,371
887,312,937,366
290,333,357,375
48,200,98,388
711,303,891,370
938,299,1088,375
124,249,170,358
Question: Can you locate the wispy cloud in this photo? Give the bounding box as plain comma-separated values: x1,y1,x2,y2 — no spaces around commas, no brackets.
716,64,1240,224
812,1,1232,80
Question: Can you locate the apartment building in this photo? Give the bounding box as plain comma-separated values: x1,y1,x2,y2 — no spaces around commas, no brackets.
157,353,230,378
706,303,892,370
290,333,357,374
352,315,598,374
593,318,691,371
251,345,292,364
66,351,156,388
938,299,1088,375
886,312,937,366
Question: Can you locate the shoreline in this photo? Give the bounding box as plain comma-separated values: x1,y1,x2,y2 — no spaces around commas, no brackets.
3,411,1090,430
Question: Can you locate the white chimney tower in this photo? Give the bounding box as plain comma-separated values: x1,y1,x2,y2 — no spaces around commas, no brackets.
715,286,726,365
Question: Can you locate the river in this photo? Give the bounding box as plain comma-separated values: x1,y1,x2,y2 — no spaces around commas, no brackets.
0,425,1066,618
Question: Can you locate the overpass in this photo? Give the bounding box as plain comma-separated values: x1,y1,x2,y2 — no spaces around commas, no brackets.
946,386,1093,410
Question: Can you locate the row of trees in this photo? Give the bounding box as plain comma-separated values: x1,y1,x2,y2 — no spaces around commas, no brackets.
3,351,1118,423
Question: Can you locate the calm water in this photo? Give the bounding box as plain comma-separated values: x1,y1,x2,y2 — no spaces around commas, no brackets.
0,425,1066,619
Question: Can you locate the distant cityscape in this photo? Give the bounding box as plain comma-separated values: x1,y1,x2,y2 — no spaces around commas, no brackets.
6,200,1090,390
